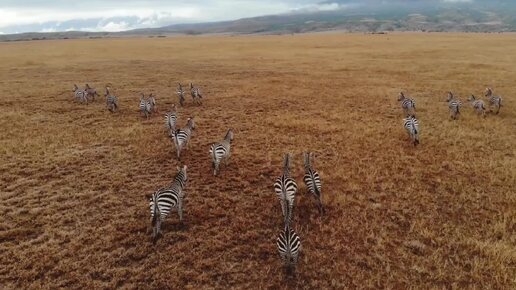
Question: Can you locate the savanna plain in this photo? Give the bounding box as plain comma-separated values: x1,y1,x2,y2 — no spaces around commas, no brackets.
0,33,515,289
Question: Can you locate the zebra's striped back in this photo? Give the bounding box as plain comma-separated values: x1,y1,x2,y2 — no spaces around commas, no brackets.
403,115,420,146
149,165,188,242
85,84,98,101
274,153,297,227
484,88,502,114
398,92,416,115
277,225,301,272
165,105,177,134
148,94,157,112
303,152,323,213
190,83,203,105
210,129,234,176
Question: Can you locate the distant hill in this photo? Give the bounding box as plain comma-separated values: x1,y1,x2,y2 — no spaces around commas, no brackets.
2,1,516,41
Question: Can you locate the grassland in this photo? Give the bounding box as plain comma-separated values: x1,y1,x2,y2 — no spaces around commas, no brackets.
0,33,515,289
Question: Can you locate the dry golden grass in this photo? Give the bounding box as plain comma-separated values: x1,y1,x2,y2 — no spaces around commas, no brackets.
0,33,515,289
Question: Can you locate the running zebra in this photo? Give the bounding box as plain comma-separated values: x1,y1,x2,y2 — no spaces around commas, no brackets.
277,225,302,274
149,165,188,243
105,87,118,112
446,91,461,120
190,83,203,105
403,115,420,146
177,83,185,107
398,92,416,116
173,117,196,160
484,88,503,114
164,104,177,136
303,152,324,214
274,153,297,227
467,95,486,117
148,93,157,113
85,84,99,102
73,84,88,104
139,94,150,118
209,129,234,176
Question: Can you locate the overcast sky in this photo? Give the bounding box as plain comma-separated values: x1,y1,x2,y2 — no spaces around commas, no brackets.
0,0,476,34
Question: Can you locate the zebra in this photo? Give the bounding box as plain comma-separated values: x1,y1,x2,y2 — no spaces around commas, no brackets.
403,115,420,146
398,92,416,116
73,84,88,104
209,129,234,176
148,93,157,113
446,91,461,120
274,153,297,227
173,117,196,160
149,165,188,243
139,94,150,118
105,87,118,112
303,152,324,214
164,104,177,136
177,83,185,107
277,225,302,274
190,83,203,105
85,84,99,102
467,95,486,117
484,88,503,114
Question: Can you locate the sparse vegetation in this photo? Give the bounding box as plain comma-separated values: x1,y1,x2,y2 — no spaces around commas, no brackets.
0,33,514,289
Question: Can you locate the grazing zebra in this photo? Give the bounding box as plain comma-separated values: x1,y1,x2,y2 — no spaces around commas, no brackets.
398,92,416,116
277,225,302,273
148,93,157,113
274,153,297,227
467,95,486,117
149,165,188,243
303,152,324,214
73,84,88,104
446,91,462,120
85,84,99,101
105,87,118,112
173,117,196,160
177,83,185,107
484,88,503,114
403,115,420,146
139,94,150,118
209,129,234,176
190,83,203,105
164,104,177,136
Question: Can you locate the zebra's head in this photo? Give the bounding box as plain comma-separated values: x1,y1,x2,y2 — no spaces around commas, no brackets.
398,92,405,101
187,117,196,130
190,83,194,89
85,83,91,89
140,93,145,100
484,88,493,97
468,95,476,102
303,152,314,170
104,87,110,97
283,153,293,173
73,84,78,92
178,83,182,89
446,91,454,102
176,165,188,185
225,129,234,142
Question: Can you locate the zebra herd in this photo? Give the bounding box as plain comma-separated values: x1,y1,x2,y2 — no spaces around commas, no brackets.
71,81,506,275
398,87,504,146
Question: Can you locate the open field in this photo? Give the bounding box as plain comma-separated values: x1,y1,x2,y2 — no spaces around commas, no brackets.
0,33,515,289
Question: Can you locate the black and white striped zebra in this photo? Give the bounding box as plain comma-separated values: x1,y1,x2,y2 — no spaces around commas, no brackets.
73,84,88,104
209,129,234,176
173,117,196,160
274,153,297,227
277,225,302,273
446,91,461,120
190,83,203,105
139,94,151,118
149,165,188,243
403,115,420,146
467,95,486,117
398,92,416,116
484,88,503,114
85,84,99,102
164,104,177,136
303,152,324,214
105,87,118,112
177,83,185,107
